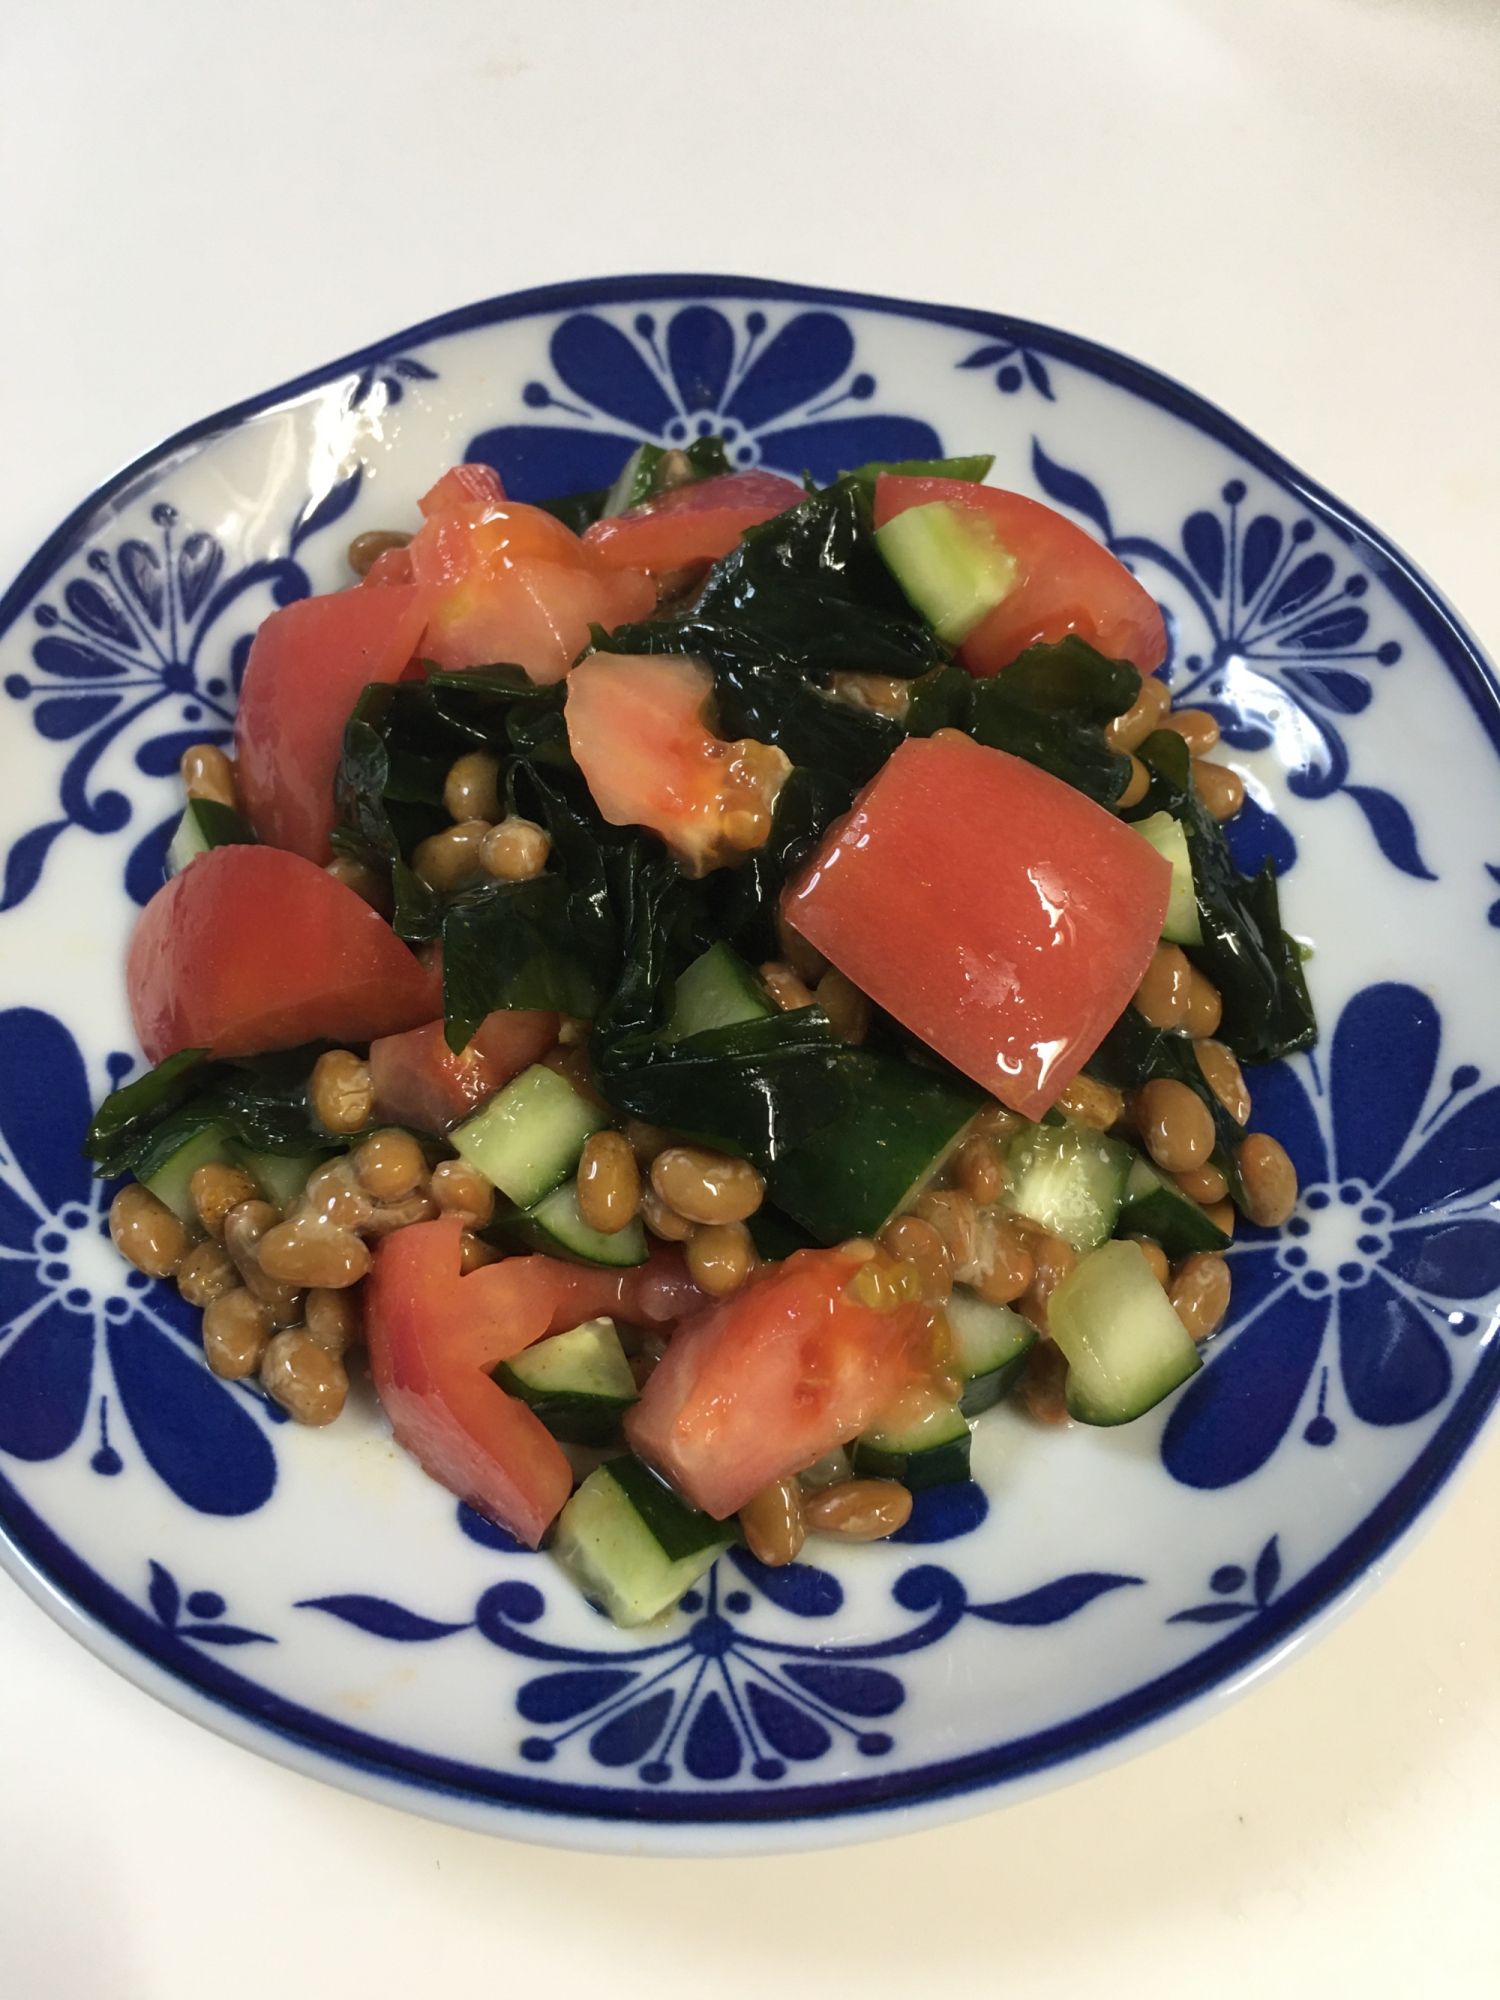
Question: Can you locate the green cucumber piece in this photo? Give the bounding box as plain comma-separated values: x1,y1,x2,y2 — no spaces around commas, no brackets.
552,1457,736,1627
852,1388,972,1490
143,1122,235,1226
1005,1121,1135,1251
1133,811,1201,945
1049,1239,1202,1425
665,942,774,1040
494,1317,638,1445
765,1050,984,1244
945,1287,1037,1416
451,1064,608,1207
874,499,1019,645
165,797,258,876
522,1180,649,1269
233,1145,329,1215
1116,1154,1231,1260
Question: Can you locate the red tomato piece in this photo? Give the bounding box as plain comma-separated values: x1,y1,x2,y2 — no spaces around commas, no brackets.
234,585,431,863
367,1219,708,1544
127,845,443,1063
581,470,807,572
565,653,790,875
625,1247,933,1519
873,474,1167,676
368,1010,559,1132
403,465,654,683
362,546,415,587
783,734,1171,1119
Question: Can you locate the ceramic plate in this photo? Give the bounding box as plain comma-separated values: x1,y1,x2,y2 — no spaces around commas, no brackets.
1,276,1497,1856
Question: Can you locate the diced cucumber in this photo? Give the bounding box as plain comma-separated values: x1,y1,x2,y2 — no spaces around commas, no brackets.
1115,1154,1231,1261
451,1064,608,1208
765,1050,984,1244
233,1145,329,1216
143,1122,235,1226
601,443,659,517
524,1176,652,1272
165,797,258,876
1048,1239,1202,1425
665,942,774,1040
494,1317,638,1445
1132,811,1201,945
874,500,1019,645
551,1456,736,1628
945,1287,1037,1416
852,1386,972,1490
1005,1122,1135,1251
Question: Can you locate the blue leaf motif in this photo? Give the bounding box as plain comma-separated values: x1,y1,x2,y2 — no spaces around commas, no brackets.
746,1683,831,1761
1223,795,1297,879
665,305,735,414
0,1008,94,1209
683,1690,742,1780
726,1548,842,1616
297,1594,470,1642
1022,351,1054,399
1280,667,1371,714
755,417,941,486
1252,1536,1281,1606
517,1669,637,1724
35,694,120,741
391,356,437,381
723,311,853,430
1030,441,1112,541
968,1572,1143,1626
118,541,164,624
1382,1085,1500,1219
465,424,639,506
1182,511,1225,595
1,820,69,912
782,1663,904,1716
62,580,137,648
1341,788,1437,882
550,314,676,435
1338,1273,1452,1426
589,1692,673,1767
1331,983,1439,1188
32,637,129,681
1161,1287,1330,1488
108,1316,276,1516
176,535,223,620
890,1479,990,1543
959,343,1014,368
1265,552,1334,619
1168,1601,1254,1625
1280,609,1370,654
125,815,177,907
1239,514,1283,601
0,1301,95,1461
148,1560,181,1629
290,467,365,556
179,1622,273,1646
1384,1219,1500,1300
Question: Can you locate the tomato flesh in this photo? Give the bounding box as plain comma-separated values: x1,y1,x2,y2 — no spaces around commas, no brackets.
625,1247,933,1519
400,465,654,683
565,653,790,875
127,845,443,1063
783,733,1171,1119
873,474,1167,676
581,470,806,572
234,585,431,863
366,1219,708,1544
368,1010,559,1132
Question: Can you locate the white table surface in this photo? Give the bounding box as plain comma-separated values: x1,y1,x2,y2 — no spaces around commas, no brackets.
2,3,1498,1993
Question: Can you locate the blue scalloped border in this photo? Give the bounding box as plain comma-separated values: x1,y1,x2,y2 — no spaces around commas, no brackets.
2,271,1499,1830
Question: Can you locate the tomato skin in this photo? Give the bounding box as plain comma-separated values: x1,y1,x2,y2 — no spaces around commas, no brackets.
368,1010,559,1132
367,1219,708,1544
624,1248,932,1519
783,733,1171,1119
127,845,443,1063
873,475,1167,676
565,653,790,875
581,470,807,572
403,466,654,683
234,585,431,863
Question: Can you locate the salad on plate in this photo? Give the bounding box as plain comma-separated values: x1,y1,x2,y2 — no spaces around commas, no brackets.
84,441,1315,1628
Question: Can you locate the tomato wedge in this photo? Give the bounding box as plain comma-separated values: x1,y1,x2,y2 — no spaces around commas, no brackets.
873,474,1167,676
783,733,1171,1119
565,653,790,874
625,1247,933,1519
368,1010,559,1132
366,1219,708,1544
234,584,431,863
581,470,806,572
400,464,654,682
127,845,443,1063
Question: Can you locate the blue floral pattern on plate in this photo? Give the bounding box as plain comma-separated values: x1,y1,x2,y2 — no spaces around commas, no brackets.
0,275,1495,1849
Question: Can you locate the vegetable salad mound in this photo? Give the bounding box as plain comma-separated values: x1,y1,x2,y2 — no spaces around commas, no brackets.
88,442,1315,1628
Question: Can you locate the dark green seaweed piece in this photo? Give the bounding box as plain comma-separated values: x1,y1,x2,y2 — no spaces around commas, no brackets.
84,1043,347,1183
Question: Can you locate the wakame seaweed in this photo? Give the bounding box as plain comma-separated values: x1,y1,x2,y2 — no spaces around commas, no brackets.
83,1043,342,1183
